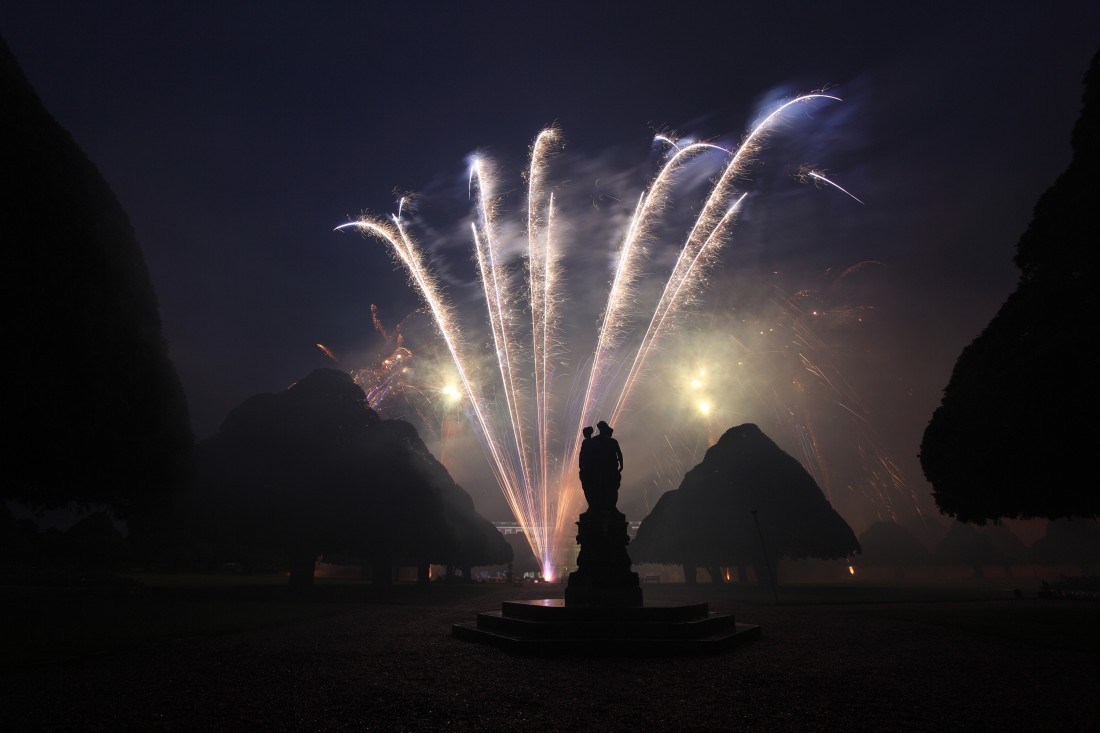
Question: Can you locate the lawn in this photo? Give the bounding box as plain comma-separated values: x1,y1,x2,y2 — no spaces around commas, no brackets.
4,573,1096,668
861,603,1100,654
1,573,500,667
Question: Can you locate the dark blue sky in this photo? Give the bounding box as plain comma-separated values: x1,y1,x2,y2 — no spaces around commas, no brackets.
3,2,1098,527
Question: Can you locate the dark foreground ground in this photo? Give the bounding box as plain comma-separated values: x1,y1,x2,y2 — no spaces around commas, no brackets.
2,577,1097,732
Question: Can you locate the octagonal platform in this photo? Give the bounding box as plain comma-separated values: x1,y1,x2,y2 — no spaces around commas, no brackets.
452,597,760,654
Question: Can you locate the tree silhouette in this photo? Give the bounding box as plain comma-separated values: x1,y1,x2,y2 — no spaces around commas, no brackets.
1031,518,1100,575
630,423,860,587
60,512,132,572
980,523,1030,575
502,532,542,577
855,520,933,580
189,369,510,585
935,522,1012,579
0,37,195,554
920,49,1099,524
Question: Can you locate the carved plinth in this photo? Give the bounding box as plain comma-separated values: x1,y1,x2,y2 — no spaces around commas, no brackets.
564,512,642,606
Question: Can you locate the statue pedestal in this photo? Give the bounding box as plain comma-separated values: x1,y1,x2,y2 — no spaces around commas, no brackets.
452,433,760,652
453,510,759,653
564,512,642,606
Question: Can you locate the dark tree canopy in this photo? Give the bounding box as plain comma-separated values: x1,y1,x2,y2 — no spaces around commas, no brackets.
920,49,1099,523
0,37,194,527
190,369,510,583
630,424,860,580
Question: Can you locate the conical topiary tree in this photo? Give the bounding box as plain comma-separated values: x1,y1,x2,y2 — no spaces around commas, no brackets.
189,369,510,586
631,424,860,587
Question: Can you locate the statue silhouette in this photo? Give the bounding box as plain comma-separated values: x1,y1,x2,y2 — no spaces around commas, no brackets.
577,420,622,518
578,426,596,514
566,418,640,605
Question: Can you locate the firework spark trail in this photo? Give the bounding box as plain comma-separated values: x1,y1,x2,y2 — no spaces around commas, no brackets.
539,192,562,539
788,326,912,522
647,264,919,530
469,160,543,536
469,225,543,561
343,93,856,576
470,144,572,567
603,95,841,425
349,308,417,410
554,138,728,534
572,140,721,431
356,347,413,410
334,217,535,552
526,129,563,557
611,195,747,424
806,169,865,204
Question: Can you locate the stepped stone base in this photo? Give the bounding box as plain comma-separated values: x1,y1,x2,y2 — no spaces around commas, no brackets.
454,480,760,653
452,597,760,654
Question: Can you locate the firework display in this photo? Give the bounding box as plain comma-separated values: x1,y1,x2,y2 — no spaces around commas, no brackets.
339,93,925,578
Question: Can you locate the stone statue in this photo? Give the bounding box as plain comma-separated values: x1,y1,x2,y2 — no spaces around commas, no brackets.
579,420,624,518
566,419,641,605
578,425,595,514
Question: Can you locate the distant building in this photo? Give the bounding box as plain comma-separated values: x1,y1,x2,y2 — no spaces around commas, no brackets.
492,521,642,579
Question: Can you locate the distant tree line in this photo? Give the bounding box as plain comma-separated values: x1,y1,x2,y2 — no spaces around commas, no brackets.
853,518,1100,579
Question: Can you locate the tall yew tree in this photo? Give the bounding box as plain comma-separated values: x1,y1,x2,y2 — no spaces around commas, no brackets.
920,50,1098,523
0,37,195,545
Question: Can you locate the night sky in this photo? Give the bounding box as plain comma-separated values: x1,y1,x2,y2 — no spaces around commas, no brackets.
3,2,1098,529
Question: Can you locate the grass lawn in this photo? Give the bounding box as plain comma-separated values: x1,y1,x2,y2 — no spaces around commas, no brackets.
654,578,1100,654
860,603,1100,654
4,573,1096,667
1,573,503,668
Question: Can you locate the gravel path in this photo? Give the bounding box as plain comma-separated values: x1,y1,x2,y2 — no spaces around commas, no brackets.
3,583,1096,732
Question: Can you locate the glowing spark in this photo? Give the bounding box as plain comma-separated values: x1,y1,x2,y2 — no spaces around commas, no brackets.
316,343,338,362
